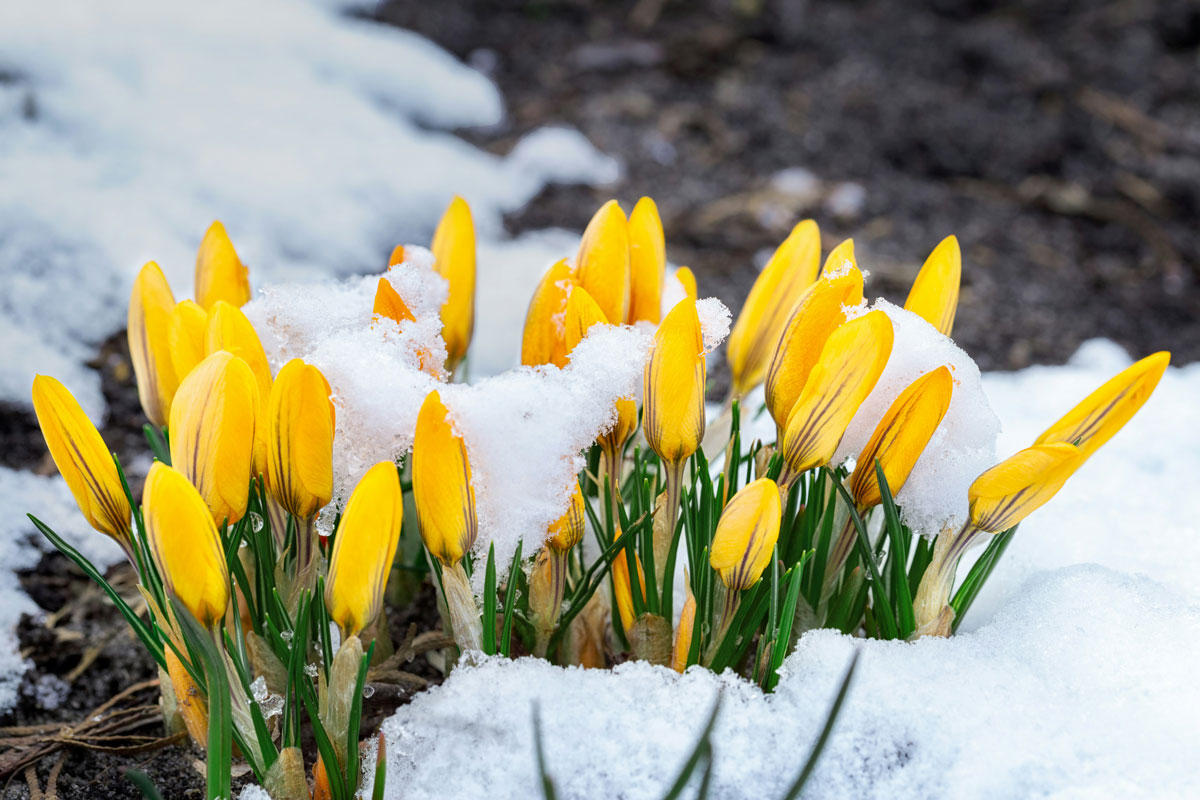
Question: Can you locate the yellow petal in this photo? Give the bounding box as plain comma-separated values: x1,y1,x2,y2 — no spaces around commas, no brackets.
726,220,821,397
546,482,585,553
265,359,335,520
675,266,697,302
205,300,273,473
1034,351,1170,460
165,646,208,745
764,265,864,430
627,197,665,324
169,351,259,527
31,375,131,542
520,259,575,369
575,200,630,326
194,221,251,311
670,585,696,673
781,310,894,475
387,245,406,267
563,285,609,356
643,297,706,464
904,235,961,336
709,478,782,590
431,196,476,372
968,443,1083,533
128,261,178,427
611,546,645,632
601,396,638,457
144,462,230,627
822,238,857,274
373,277,415,324
848,366,954,509
325,462,403,636
412,390,477,566
168,300,210,385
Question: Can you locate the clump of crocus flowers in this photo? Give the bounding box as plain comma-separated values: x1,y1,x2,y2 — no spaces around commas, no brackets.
28,196,1169,798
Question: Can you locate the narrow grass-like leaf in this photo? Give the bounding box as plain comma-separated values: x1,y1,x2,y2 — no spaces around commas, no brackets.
482,543,498,655
501,542,523,656
124,770,165,800
661,696,721,800
173,599,231,800
875,462,915,638
951,526,1017,632
532,704,558,800
826,470,898,638
781,651,859,800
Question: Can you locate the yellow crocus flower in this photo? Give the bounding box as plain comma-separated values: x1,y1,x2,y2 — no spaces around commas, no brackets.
968,442,1083,533
726,219,821,398
904,235,961,336
31,375,131,546
265,359,335,521
143,462,230,628
325,462,403,637
169,351,259,527
563,285,609,354
1034,351,1170,461
627,196,665,324
575,200,630,327
611,546,646,633
670,585,696,673
822,238,857,274
194,221,251,311
412,390,477,566
764,265,864,431
520,259,575,368
431,196,476,373
168,300,209,385
643,297,706,464
205,301,272,399
709,478,783,591
547,482,585,553
780,310,894,481
128,261,178,427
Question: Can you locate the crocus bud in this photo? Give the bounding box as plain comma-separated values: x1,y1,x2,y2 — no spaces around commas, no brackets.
602,397,638,460
325,462,403,637
709,478,783,591
128,261,178,427
1034,351,1170,461
968,443,1083,533
31,375,131,544
547,482,585,553
168,299,209,384
904,235,961,337
520,259,575,368
726,220,821,398
388,245,406,266
144,462,230,627
822,238,857,273
764,265,864,430
431,195,476,372
265,359,335,520
563,285,609,353
675,266,697,302
205,301,272,400
781,310,894,479
643,297,705,464
670,586,697,673
195,221,251,310
848,366,953,510
612,546,646,633
412,390,477,566
627,196,665,324
373,277,415,324
169,351,259,526
575,200,631,327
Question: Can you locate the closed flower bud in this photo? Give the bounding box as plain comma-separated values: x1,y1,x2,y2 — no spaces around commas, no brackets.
169,351,259,526
31,375,131,543
575,200,631,326
709,478,783,591
968,443,1083,533
195,221,251,310
325,462,403,637
726,220,821,397
675,266,697,302
265,359,335,520
627,197,666,324
611,546,646,633
602,396,638,459
144,462,230,627
764,265,864,430
128,261,178,427
373,277,415,324
848,366,954,510
412,390,477,566
206,300,273,472
168,300,209,384
643,297,706,464
1034,351,1170,461
431,196,476,372
547,482,585,553
904,235,961,336
563,285,609,354
781,310,894,478
521,259,575,368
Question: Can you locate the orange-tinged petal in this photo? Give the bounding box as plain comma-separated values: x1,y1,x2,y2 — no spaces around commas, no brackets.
675,266,697,301
128,261,178,427
764,266,864,429
169,351,259,526
627,197,665,324
325,462,403,636
822,238,857,274
373,277,415,324
431,196,476,372
670,586,696,673
575,200,630,326
165,646,208,744
904,235,961,336
643,298,706,464
709,478,782,590
521,259,575,368
144,462,230,627
611,546,645,632
1034,351,1170,461
547,482,585,553
194,221,251,310
412,390,477,566
563,285,609,356
781,310,894,475
168,300,209,385
968,443,1084,533
265,359,335,520
848,366,953,509
726,220,821,397
388,245,406,267
31,375,131,542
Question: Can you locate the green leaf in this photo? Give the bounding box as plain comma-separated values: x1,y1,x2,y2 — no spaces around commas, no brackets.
173,599,231,800
345,642,375,796
826,471,898,638
875,462,915,638
124,770,165,800
501,542,523,657
661,697,721,800
951,526,1017,632
781,652,859,799
482,543,498,655
532,704,558,800
142,423,171,465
